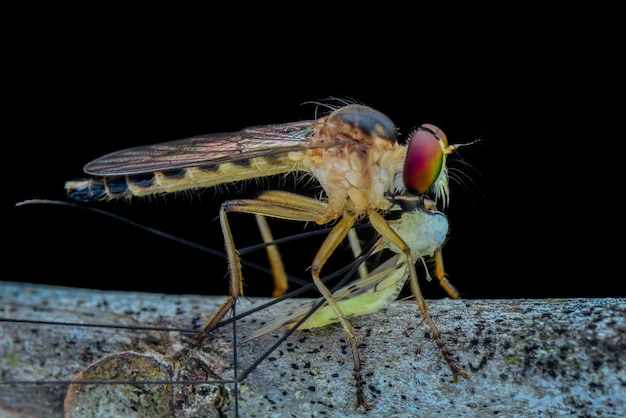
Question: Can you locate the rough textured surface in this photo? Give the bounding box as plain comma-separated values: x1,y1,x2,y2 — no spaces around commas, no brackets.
1,281,624,417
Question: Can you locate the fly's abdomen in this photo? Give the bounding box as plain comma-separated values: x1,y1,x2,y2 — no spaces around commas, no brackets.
65,173,159,201
66,155,308,201
65,178,111,201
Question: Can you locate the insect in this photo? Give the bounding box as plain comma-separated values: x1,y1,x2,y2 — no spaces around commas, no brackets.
243,195,450,338
63,101,470,409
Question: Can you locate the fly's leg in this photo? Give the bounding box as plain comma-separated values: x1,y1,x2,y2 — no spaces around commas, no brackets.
255,218,369,299
255,210,368,299
174,191,330,361
206,191,373,409
308,213,372,409
170,190,401,410
255,214,288,298
257,191,370,292
169,202,249,415
172,203,246,361
423,248,469,382
367,210,469,383
422,197,460,299
347,227,369,279
432,249,460,299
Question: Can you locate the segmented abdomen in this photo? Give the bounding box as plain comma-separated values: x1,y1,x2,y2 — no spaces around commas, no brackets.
65,154,307,201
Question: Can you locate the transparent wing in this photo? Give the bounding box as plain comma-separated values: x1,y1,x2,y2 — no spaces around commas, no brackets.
84,120,323,176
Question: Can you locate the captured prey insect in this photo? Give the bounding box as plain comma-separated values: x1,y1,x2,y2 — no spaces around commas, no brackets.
64,102,470,409
242,194,452,341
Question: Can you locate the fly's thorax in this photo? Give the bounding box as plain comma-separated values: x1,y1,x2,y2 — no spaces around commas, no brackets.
303,138,405,216
387,209,448,258
305,104,401,215
317,104,398,144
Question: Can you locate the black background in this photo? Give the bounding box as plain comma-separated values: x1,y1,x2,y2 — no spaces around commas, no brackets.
7,10,621,301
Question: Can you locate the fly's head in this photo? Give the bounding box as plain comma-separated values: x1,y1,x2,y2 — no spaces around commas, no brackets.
401,124,455,208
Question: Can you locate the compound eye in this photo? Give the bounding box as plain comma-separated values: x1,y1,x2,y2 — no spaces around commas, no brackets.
402,124,446,195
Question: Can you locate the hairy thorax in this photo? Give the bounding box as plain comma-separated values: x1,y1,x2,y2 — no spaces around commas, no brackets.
302,133,405,221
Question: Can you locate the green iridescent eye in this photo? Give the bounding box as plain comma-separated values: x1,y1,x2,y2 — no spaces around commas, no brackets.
402,124,447,195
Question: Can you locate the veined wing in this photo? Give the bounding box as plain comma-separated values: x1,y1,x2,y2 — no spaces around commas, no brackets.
84,120,322,176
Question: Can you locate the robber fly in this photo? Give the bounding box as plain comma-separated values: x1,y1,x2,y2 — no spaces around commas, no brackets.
63,101,469,409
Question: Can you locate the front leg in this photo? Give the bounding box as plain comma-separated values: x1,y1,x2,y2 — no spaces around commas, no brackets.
309,213,371,410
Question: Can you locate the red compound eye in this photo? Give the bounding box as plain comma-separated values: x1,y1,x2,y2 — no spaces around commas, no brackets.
402,124,446,195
